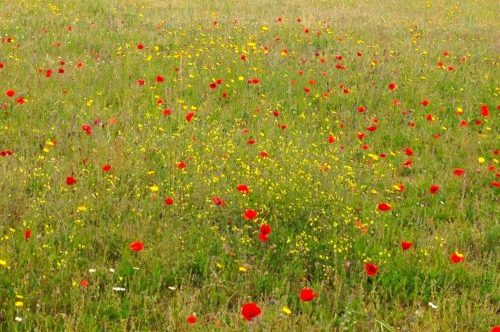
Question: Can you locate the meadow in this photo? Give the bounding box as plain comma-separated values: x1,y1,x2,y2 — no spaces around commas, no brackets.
0,0,499,330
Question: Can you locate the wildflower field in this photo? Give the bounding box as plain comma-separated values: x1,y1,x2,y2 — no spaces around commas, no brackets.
0,0,498,330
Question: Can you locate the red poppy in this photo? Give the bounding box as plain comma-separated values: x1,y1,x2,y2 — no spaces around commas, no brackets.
6,90,15,97
24,229,31,240
259,151,269,158
491,181,500,188
164,197,174,205
243,209,257,220
102,164,112,172
403,159,413,168
82,124,92,136
187,315,197,324
212,196,225,206
491,326,500,332
388,82,397,91
0,150,13,157
156,75,164,83
401,241,413,251
429,184,441,194
209,82,217,89
0,62,4,69
137,43,144,49
137,79,145,86
130,241,144,252
453,168,465,176
241,302,261,321
186,112,195,122
162,108,173,116
365,262,379,276
480,105,489,117
80,280,90,287
367,125,377,132
420,99,430,107
66,176,77,186
45,69,53,77
405,147,413,156
450,251,464,264
327,135,335,143
258,224,271,242
177,161,186,169
237,184,250,194
299,288,317,302
357,105,366,113
377,203,391,212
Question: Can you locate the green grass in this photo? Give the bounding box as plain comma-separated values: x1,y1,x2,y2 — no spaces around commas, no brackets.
0,0,498,330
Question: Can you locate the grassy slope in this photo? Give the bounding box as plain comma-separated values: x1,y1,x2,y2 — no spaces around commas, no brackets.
0,0,498,330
